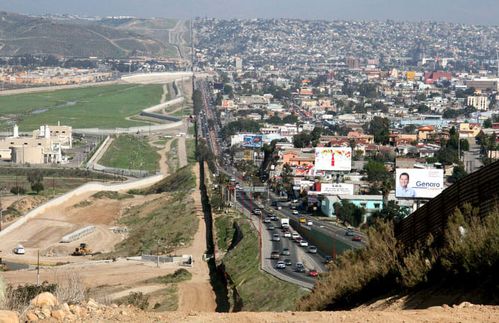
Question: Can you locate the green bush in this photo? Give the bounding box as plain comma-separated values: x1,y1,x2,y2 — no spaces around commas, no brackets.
149,269,192,284
2,282,57,311
10,186,26,195
117,292,149,310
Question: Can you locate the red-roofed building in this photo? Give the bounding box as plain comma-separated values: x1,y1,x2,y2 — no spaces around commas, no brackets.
424,71,452,84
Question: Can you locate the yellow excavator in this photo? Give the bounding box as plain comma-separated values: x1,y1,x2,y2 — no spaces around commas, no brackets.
72,243,92,256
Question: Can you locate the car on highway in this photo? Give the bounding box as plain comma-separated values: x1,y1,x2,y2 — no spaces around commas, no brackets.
270,215,278,221
275,261,286,269
292,210,299,215
308,269,319,277
324,256,333,264
299,240,309,247
272,233,281,241
268,224,275,230
308,245,318,254
275,205,282,210
352,235,362,242
290,205,297,210
270,251,280,260
283,231,291,238
284,258,292,266
291,232,300,239
13,245,25,255
253,208,262,215
307,220,313,226
295,262,305,273
299,217,306,223
292,199,299,203
345,230,355,236
281,248,291,256
263,217,271,223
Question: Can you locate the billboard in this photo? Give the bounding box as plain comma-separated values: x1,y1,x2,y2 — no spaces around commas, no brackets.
314,147,352,171
321,183,354,195
395,169,444,199
242,135,263,148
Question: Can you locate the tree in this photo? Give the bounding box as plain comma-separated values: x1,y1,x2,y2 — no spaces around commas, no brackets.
450,164,467,183
483,118,492,128
27,170,44,194
334,201,365,227
364,160,391,182
403,124,417,134
371,200,410,222
292,132,312,148
365,117,390,144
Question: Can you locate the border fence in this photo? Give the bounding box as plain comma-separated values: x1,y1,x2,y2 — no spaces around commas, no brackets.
395,160,499,248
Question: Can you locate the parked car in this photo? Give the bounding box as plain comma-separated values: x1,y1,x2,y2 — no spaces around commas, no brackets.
299,240,309,247
308,269,319,277
272,233,281,242
275,261,286,269
13,245,25,255
308,245,318,254
295,262,305,273
270,251,280,260
281,248,291,256
352,235,362,242
284,259,293,266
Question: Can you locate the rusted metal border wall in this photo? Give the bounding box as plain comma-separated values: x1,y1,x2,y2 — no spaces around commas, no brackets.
395,160,499,247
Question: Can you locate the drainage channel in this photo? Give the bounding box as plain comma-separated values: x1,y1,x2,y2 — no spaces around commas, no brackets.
199,157,230,312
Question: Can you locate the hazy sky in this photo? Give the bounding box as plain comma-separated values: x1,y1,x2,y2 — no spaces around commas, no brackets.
0,0,497,25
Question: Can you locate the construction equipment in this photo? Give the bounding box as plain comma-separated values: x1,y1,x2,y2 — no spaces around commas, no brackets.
72,243,92,256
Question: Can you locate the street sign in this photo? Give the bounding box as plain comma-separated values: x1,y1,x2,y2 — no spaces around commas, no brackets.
240,186,267,193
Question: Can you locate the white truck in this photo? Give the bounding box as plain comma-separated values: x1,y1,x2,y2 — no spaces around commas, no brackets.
281,218,290,229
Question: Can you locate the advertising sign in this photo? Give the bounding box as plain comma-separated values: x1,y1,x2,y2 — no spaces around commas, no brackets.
242,135,263,148
395,169,444,199
321,183,354,195
314,147,352,171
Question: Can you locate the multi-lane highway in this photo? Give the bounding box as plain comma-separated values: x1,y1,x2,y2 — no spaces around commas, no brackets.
195,78,367,288
236,191,326,289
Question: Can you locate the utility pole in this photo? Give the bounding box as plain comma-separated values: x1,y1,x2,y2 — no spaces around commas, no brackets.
36,250,40,285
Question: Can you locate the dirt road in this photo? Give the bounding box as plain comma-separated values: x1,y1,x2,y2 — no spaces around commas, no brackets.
175,163,216,312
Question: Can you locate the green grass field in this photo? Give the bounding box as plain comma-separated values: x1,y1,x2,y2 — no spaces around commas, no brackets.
99,135,160,173
0,84,164,131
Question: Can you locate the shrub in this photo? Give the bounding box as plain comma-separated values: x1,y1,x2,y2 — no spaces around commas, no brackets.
117,292,149,310
440,204,499,279
150,269,192,284
10,186,26,195
1,282,57,312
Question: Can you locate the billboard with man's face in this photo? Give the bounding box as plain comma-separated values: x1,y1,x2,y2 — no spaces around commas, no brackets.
314,147,352,171
395,169,444,199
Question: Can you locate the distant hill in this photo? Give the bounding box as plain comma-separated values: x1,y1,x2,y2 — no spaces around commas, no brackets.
0,12,179,58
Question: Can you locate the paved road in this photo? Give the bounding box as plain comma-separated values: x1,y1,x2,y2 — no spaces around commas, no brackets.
236,192,324,289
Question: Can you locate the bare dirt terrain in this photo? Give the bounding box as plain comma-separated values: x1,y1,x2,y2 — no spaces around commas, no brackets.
175,163,216,312
0,191,161,264
53,304,499,323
